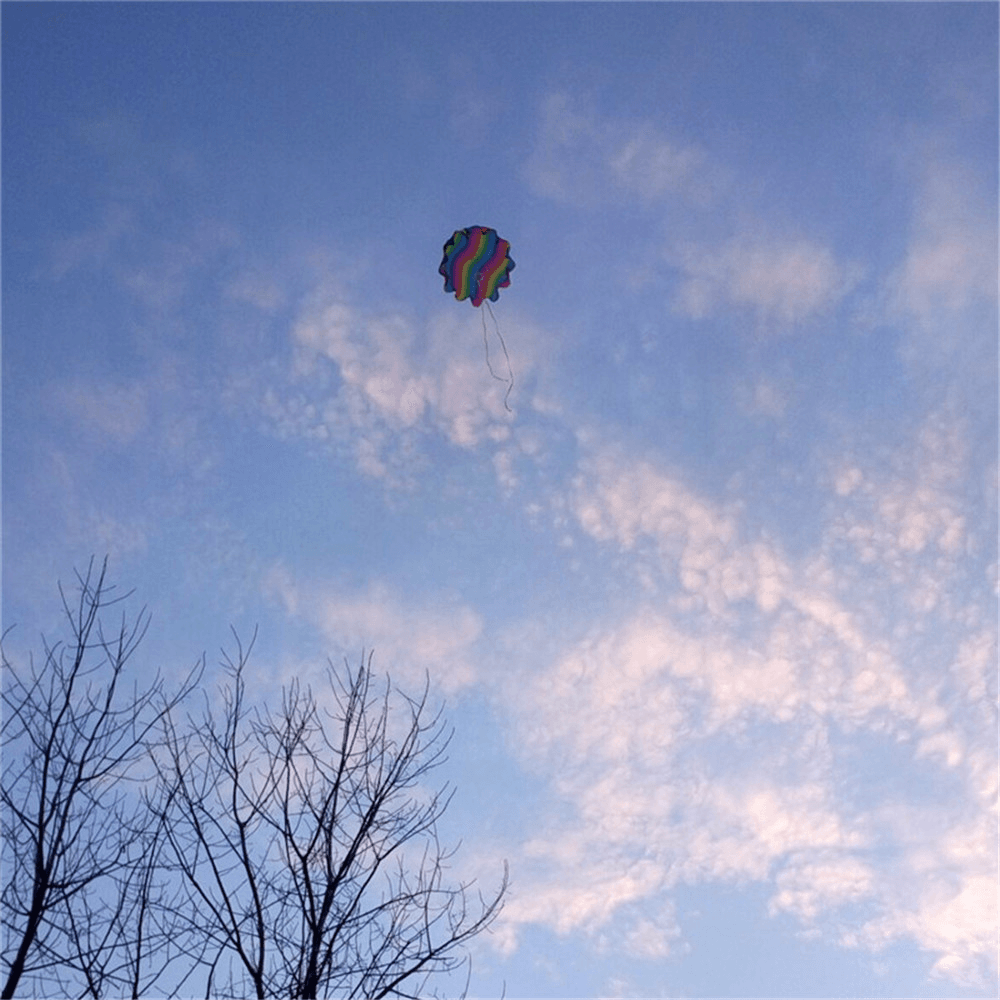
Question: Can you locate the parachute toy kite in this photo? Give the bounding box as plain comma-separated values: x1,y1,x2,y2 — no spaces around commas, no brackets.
439,226,516,411
439,225,515,307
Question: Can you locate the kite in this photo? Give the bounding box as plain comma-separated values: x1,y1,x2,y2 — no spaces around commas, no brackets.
439,226,516,411
439,225,515,307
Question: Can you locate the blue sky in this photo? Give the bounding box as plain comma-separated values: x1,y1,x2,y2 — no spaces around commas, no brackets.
3,3,997,997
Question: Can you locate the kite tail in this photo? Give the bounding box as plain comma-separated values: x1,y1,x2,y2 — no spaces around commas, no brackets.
482,300,515,413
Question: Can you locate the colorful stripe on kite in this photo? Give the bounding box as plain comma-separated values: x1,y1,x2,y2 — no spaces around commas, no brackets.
439,226,515,307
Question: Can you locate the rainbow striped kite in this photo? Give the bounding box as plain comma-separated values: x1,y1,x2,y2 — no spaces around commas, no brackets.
439,226,515,307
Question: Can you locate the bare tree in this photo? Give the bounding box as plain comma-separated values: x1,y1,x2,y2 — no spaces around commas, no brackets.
3,562,506,998
1,558,201,999
151,632,507,999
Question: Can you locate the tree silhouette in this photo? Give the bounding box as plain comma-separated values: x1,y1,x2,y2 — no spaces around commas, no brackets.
1,558,201,999
2,563,507,999
151,632,507,999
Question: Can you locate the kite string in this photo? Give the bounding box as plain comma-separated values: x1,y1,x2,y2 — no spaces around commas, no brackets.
482,300,514,413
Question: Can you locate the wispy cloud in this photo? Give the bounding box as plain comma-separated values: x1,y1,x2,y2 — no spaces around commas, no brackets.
524,92,861,335
873,156,998,394
889,159,997,329
264,565,482,694
671,232,861,330
523,93,716,208
119,221,240,314
568,443,770,614
489,410,996,984
224,270,287,314
824,407,984,623
254,280,544,481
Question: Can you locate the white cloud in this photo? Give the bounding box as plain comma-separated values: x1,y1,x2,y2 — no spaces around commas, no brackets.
768,850,875,924
841,808,998,990
489,418,994,981
738,377,789,419
621,907,682,960
496,585,993,971
120,221,240,313
672,233,860,329
501,840,667,940
824,409,980,621
494,603,890,947
524,95,861,334
264,566,482,694
85,511,149,560
609,133,706,202
878,157,998,391
523,93,714,207
950,629,997,710
889,160,997,329
225,271,286,313
492,448,518,493
569,445,794,616
281,285,529,479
